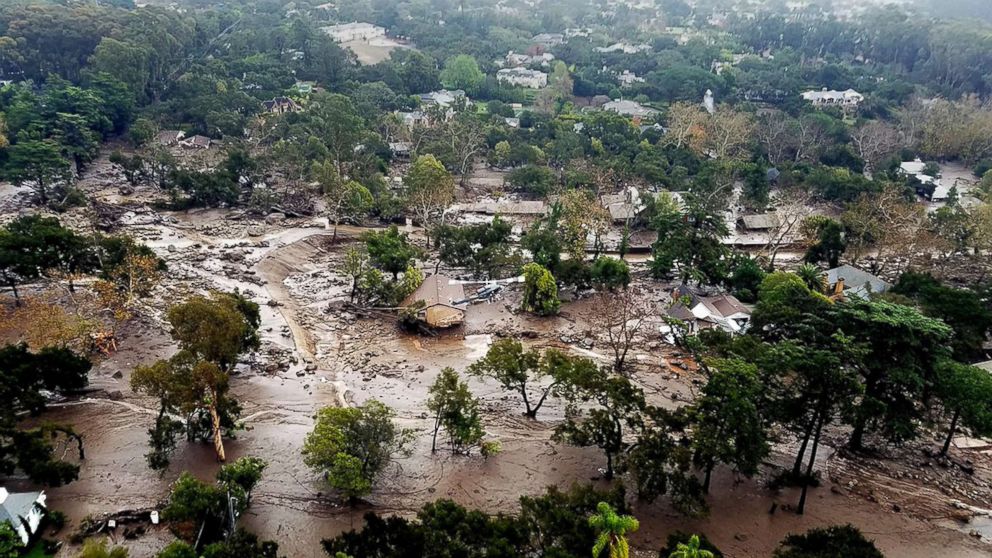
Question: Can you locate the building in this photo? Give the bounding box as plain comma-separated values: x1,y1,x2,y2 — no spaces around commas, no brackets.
532,33,565,48
0,487,46,545
603,99,657,119
180,135,212,149
322,22,386,43
601,187,643,222
801,88,864,108
703,89,715,114
824,265,891,301
594,42,651,54
739,213,779,231
389,142,412,158
899,158,946,200
262,97,302,114
155,130,184,146
617,70,644,87
504,51,555,68
401,274,467,328
419,89,468,108
666,287,752,335
496,68,548,89
395,110,428,128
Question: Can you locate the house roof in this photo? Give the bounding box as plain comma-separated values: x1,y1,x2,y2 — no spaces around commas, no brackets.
0,489,44,528
402,274,466,308
666,303,695,321
455,200,546,215
740,213,779,230
698,293,750,318
976,360,992,373
825,265,890,298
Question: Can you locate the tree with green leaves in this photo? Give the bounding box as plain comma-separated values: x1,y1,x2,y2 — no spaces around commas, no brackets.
133,292,259,467
650,195,730,286
935,360,992,456
690,359,769,493
3,139,73,206
668,534,715,558
773,525,883,558
554,362,645,480
427,367,485,454
439,55,485,94
590,257,630,290
302,400,413,503
521,263,560,316
802,216,846,269
216,456,268,503
309,93,365,175
659,532,723,558
589,502,639,558
405,154,455,247
0,343,90,486
0,514,23,558
312,160,372,243
362,225,419,280
467,338,566,419
342,246,370,302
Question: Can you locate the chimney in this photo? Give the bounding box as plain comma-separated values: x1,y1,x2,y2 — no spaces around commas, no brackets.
833,277,845,296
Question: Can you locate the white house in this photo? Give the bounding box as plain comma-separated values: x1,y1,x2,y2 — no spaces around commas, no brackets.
899,158,945,200
594,42,651,54
419,89,468,108
322,22,386,43
496,68,548,89
665,287,752,336
0,487,46,545
801,88,864,107
504,51,555,68
617,70,644,87
603,99,657,118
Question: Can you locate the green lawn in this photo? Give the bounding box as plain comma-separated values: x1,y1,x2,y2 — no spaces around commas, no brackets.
22,541,55,558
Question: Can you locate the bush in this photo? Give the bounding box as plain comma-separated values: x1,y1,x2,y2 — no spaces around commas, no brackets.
508,165,556,196
521,263,560,316
590,257,630,290
658,531,723,557
774,525,883,558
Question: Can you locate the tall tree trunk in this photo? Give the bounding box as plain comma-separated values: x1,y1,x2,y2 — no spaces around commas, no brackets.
209,392,226,462
431,411,442,453
792,416,815,477
703,460,715,494
604,452,614,480
797,412,824,515
9,279,19,306
941,409,961,456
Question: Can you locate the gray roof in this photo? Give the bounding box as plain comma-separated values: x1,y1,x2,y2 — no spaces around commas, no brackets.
0,490,44,527
740,213,779,230
975,360,992,373
825,265,890,299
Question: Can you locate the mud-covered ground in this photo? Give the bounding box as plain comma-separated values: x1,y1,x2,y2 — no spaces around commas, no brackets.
2,155,991,558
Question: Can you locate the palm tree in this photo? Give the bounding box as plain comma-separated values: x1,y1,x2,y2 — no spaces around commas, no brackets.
589,502,639,558
669,534,714,558
796,262,826,293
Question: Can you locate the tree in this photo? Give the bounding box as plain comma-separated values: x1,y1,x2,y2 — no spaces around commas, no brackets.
668,535,715,558
310,93,365,175
426,368,485,454
405,154,455,246
850,121,899,175
762,189,814,268
651,195,730,285
216,456,268,503
0,343,90,486
133,292,259,467
342,247,370,302
162,472,230,542
935,361,992,455
468,339,566,419
554,365,645,480
663,102,707,154
78,538,129,558
4,139,73,205
362,226,419,280
703,107,754,161
587,290,650,373
439,55,484,93
841,185,931,270
0,521,22,558
302,401,413,502
659,532,722,558
690,359,769,493
589,502,639,558
801,216,846,268
312,160,372,243
773,525,883,558
521,263,560,316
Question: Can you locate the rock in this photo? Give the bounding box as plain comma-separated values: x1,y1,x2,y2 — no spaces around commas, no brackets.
247,226,265,237
265,213,286,225
112,371,124,380
107,390,124,401
167,245,177,253
296,370,306,377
